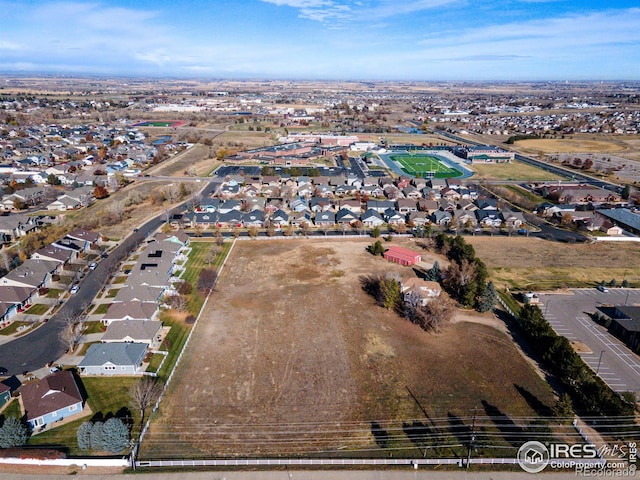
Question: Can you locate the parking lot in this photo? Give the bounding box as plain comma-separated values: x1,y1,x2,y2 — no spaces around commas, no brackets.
538,288,640,396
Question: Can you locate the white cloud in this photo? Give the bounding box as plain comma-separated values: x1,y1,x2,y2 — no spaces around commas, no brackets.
414,8,640,60
260,0,458,25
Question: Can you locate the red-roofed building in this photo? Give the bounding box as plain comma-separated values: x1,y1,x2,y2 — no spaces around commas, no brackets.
383,246,422,266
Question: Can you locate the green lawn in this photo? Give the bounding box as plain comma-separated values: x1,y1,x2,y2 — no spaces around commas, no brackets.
181,240,231,314
112,276,127,284
390,154,463,178
0,321,32,336
146,353,166,374
92,303,110,315
106,288,120,298
47,288,63,299
24,304,50,315
156,313,189,380
83,321,105,335
1,398,22,420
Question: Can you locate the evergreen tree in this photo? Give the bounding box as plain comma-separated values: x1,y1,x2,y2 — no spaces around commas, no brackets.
101,418,129,453
77,421,93,450
369,240,384,256
0,417,30,448
90,421,104,450
477,281,497,313
379,276,401,310
426,261,441,282
553,393,574,421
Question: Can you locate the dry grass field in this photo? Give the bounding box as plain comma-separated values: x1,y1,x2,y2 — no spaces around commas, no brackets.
515,137,629,154
467,237,640,290
140,239,555,458
470,162,562,181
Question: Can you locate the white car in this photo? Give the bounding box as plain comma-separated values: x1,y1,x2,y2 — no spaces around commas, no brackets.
70,285,79,295
89,262,97,270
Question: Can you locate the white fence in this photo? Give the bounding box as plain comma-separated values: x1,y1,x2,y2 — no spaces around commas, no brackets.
0,457,129,467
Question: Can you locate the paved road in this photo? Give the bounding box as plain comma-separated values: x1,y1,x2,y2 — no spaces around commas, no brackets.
539,288,640,395
0,470,617,480
0,181,218,376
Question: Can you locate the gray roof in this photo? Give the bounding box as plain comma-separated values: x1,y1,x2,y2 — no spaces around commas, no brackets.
597,209,640,232
79,342,147,367
102,320,162,343
103,300,158,321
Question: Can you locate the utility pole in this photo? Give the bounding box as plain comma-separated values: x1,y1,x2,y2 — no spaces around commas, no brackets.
596,350,605,374
466,407,477,470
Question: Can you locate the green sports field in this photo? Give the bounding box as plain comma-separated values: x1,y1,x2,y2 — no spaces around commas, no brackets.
390,153,463,178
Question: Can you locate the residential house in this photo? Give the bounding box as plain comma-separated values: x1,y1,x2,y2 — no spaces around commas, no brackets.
408,211,430,227
32,245,74,265
397,198,418,214
0,285,36,324
431,210,453,226
384,208,405,225
401,278,442,305
501,210,526,230
100,300,159,326
336,208,359,225
314,211,335,226
20,370,84,429
1,259,59,289
47,195,82,211
361,209,385,227
475,209,502,228
78,342,147,376
270,209,289,227
243,211,265,228
337,199,363,214
366,200,396,213
66,228,101,249
101,320,163,349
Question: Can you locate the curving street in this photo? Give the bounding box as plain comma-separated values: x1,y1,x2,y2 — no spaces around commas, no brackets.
0,181,217,376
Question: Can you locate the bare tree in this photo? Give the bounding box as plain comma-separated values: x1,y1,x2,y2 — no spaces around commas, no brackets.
419,295,455,332
165,293,188,312
129,377,164,430
60,321,82,353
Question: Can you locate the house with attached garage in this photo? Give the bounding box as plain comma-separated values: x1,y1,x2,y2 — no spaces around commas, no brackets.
78,342,147,376
19,370,85,429
401,278,442,305
101,320,163,349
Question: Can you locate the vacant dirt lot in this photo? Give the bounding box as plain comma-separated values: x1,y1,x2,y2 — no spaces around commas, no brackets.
141,239,554,458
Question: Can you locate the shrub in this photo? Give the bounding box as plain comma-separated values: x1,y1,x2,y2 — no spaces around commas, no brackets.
100,418,129,453
77,421,93,450
0,417,30,448
89,421,103,450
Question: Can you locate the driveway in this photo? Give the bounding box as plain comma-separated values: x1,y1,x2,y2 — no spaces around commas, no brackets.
538,288,640,395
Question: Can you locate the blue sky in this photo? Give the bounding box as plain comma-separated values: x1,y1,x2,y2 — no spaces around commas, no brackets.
0,0,639,80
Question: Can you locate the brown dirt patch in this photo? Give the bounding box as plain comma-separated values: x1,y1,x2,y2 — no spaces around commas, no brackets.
571,341,592,354
141,238,554,458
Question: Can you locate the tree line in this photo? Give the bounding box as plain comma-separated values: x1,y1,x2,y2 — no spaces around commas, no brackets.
432,233,496,313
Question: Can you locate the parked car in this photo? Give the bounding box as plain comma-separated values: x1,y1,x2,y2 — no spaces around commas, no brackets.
89,262,97,270
70,285,79,295
597,285,609,292
0,367,7,375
